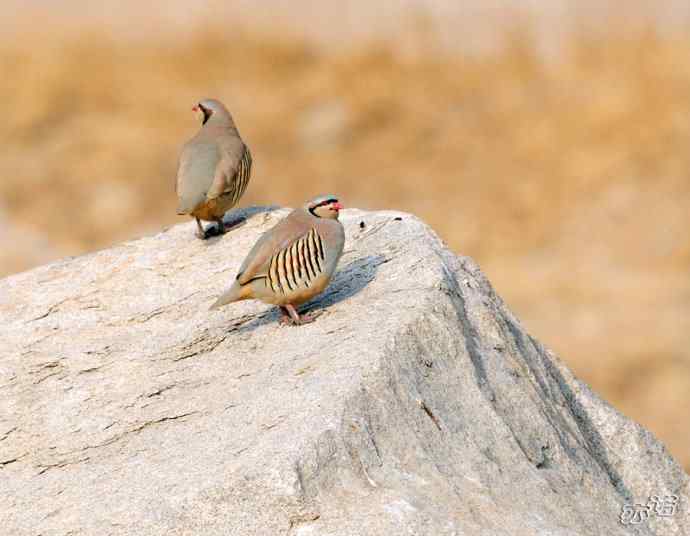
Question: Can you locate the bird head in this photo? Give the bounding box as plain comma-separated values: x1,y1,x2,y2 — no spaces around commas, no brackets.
192,98,232,126
305,195,343,220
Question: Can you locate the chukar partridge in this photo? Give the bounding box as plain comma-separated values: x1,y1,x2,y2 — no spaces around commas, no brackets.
175,98,252,239
210,195,345,324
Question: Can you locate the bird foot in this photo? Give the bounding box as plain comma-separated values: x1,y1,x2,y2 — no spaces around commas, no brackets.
299,310,323,324
278,308,322,326
278,314,295,326
196,223,226,240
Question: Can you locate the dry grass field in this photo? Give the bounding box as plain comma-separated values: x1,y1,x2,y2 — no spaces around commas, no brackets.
2,20,689,469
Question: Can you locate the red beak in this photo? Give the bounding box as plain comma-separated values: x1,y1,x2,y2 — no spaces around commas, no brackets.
192,105,199,112
332,202,344,210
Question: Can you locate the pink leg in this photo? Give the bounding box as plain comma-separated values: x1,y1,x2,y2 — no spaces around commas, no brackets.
283,304,302,325
195,218,206,239
278,305,323,326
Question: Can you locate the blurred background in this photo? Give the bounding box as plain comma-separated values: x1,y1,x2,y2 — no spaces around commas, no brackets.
2,1,689,469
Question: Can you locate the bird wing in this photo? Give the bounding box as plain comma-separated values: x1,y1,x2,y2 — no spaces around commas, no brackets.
175,136,220,214
206,137,250,201
236,209,312,285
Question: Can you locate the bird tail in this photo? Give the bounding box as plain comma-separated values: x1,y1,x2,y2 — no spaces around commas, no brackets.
176,193,202,215
176,199,191,215
209,281,249,310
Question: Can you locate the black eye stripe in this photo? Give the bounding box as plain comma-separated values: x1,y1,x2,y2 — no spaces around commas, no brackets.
200,104,213,125
308,198,338,216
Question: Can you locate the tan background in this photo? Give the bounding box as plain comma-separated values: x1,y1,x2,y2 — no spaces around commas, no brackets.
2,2,689,470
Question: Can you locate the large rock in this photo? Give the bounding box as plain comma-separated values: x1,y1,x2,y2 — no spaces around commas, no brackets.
1,207,687,535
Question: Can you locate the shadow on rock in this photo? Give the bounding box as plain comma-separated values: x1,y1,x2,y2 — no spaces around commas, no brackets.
225,205,281,225
304,254,386,312
202,205,282,246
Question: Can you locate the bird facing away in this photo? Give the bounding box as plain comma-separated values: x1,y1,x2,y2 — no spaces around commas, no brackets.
175,98,252,239
210,195,345,325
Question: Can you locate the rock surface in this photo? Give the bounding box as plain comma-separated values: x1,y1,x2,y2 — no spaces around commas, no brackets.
0,207,687,536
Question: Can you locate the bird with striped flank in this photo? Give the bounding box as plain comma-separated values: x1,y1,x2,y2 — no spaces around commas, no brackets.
210,195,345,325
175,98,252,239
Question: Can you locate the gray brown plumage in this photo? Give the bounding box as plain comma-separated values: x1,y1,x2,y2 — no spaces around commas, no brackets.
210,195,345,324
175,98,252,239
